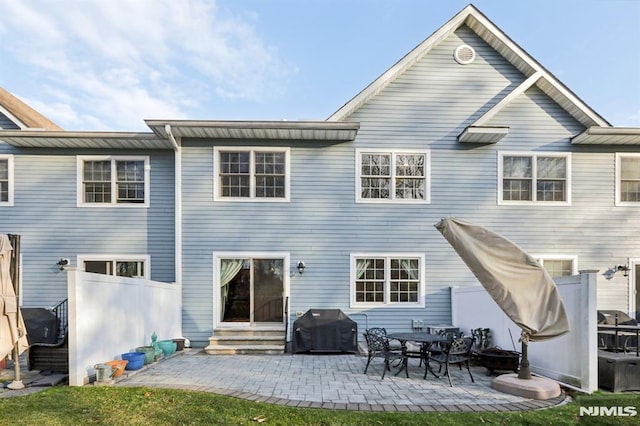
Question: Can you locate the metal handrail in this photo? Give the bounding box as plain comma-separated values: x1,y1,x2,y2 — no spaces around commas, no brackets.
51,298,68,341
284,296,289,353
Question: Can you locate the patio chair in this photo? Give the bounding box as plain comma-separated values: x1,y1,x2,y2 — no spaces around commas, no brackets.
405,341,425,369
363,328,407,379
427,335,475,386
425,330,461,360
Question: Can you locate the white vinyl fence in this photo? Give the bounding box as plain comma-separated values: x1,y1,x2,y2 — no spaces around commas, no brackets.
67,269,182,386
451,270,598,393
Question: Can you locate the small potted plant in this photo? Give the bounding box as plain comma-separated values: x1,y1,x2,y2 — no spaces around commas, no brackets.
471,328,492,352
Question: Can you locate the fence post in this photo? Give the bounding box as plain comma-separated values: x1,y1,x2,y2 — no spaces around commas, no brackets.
580,270,599,393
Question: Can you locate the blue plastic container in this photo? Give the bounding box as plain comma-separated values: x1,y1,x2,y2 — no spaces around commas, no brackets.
121,352,145,370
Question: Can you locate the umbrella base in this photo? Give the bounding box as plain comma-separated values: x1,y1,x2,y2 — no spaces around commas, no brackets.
491,373,561,400
6,380,25,390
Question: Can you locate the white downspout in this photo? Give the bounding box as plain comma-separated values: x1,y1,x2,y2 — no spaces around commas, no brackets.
165,124,182,288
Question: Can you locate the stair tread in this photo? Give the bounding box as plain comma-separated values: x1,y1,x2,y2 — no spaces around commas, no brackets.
214,328,285,333
207,344,284,349
211,335,284,340
204,343,285,355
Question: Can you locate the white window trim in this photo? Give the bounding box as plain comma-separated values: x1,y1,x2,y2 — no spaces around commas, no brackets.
355,148,431,204
628,258,639,316
615,152,640,206
212,251,291,329
76,155,150,207
532,254,578,276
350,253,426,308
498,151,571,206
213,147,291,202
0,154,14,206
77,254,151,278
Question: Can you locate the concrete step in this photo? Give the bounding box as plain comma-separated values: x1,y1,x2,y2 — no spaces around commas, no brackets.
206,327,286,355
209,335,285,346
204,344,285,355
213,328,285,337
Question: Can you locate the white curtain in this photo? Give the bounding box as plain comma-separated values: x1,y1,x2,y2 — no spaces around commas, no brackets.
220,259,245,319
400,259,418,280
356,259,370,280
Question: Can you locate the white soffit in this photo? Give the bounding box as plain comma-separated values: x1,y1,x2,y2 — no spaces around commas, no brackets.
572,127,640,145
145,120,359,142
458,126,509,143
0,131,172,149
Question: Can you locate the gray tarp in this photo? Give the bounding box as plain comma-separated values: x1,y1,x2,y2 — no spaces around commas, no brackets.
435,217,570,342
0,234,28,358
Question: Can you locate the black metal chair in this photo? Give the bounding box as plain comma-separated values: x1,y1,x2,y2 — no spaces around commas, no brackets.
363,328,407,379
425,330,461,361
427,336,475,386
405,341,424,368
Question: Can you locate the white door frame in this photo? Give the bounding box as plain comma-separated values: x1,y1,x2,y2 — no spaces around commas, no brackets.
629,258,640,318
213,252,290,329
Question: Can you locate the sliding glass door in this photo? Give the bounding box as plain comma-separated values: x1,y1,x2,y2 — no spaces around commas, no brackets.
219,257,284,324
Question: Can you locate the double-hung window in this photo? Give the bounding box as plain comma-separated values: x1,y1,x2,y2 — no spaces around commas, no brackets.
356,149,430,203
616,153,640,205
214,148,290,201
533,255,577,278
78,156,149,207
351,254,425,307
80,255,149,278
0,155,13,206
499,152,570,205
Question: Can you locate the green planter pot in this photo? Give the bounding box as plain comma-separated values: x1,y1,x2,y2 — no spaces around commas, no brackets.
135,346,155,364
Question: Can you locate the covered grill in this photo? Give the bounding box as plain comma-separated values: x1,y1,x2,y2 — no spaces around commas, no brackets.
292,309,357,353
22,308,60,345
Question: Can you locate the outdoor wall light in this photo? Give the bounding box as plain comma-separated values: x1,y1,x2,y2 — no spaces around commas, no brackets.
603,264,629,280
56,258,69,271
297,261,306,275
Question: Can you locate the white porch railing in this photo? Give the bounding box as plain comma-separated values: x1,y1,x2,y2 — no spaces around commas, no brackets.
67,269,182,386
451,270,598,393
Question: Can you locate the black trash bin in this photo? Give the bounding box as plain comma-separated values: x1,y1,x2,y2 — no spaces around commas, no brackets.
292,309,357,353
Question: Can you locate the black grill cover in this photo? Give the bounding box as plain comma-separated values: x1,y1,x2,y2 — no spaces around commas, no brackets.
292,309,357,353
22,308,60,345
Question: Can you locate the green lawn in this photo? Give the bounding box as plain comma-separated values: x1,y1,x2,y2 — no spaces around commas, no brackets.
0,387,638,425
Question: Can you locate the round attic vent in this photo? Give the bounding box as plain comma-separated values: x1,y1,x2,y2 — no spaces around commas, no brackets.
454,44,476,64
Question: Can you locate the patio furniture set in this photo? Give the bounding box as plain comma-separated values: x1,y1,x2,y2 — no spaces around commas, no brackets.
596,310,640,392
362,327,476,387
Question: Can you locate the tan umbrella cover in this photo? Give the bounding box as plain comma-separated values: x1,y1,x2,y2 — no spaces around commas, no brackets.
0,234,29,359
435,217,570,342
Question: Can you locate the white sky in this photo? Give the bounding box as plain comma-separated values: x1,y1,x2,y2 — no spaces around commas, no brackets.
0,0,638,131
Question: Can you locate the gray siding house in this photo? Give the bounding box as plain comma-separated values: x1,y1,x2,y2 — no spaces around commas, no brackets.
1,5,639,349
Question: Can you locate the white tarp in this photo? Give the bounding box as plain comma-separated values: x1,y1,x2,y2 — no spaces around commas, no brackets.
0,234,28,358
435,217,570,342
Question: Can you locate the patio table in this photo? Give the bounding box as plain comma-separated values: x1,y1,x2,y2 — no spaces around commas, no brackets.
387,332,451,378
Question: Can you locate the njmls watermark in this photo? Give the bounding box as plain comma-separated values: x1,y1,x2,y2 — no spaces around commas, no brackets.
579,406,638,417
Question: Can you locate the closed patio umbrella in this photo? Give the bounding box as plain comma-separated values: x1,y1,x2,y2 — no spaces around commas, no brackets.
435,217,570,379
0,234,29,387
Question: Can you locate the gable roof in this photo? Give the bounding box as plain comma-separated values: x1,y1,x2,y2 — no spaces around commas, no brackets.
327,4,617,142
0,87,62,131
2,5,638,146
